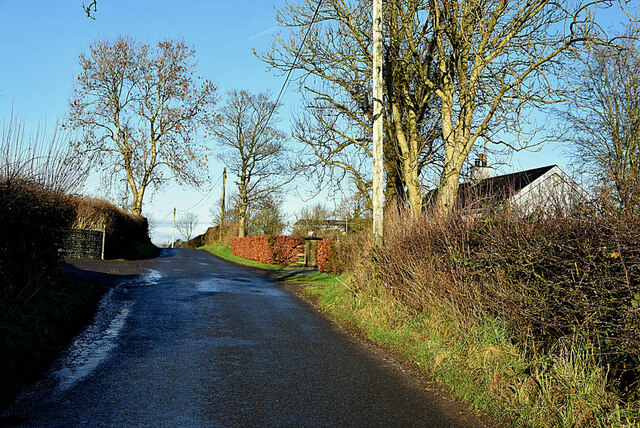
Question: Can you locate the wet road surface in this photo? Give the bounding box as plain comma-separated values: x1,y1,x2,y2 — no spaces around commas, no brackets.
4,249,483,427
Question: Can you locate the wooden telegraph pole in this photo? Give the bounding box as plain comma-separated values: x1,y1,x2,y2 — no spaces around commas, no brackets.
372,0,384,245
221,168,227,225
171,207,176,248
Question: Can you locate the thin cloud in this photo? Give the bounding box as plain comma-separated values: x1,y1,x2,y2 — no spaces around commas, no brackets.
223,26,279,52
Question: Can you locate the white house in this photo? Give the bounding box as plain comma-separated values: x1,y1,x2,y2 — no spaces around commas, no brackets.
426,164,589,216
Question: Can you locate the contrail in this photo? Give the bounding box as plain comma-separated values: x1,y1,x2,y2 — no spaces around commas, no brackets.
223,26,279,52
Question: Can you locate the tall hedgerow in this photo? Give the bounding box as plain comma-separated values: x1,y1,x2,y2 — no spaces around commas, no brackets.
68,196,155,259
326,198,640,425
0,116,85,306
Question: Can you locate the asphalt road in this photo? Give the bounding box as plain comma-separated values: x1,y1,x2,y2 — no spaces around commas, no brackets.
3,249,484,427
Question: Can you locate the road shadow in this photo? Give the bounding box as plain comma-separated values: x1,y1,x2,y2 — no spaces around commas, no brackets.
60,260,146,290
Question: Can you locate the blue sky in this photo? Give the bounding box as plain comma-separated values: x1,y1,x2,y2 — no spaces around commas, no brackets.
0,1,633,244
0,0,302,244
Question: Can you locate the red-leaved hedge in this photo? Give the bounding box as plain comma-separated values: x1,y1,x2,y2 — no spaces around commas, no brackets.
317,240,334,272
232,236,302,265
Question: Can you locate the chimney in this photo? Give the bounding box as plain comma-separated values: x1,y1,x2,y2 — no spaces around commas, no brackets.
470,154,491,184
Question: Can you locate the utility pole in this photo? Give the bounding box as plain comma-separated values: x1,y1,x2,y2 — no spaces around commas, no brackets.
171,208,176,248
221,168,227,225
372,0,384,245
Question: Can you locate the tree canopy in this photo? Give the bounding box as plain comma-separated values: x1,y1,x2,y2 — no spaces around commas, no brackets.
264,0,619,214
560,28,640,209
214,90,292,237
66,36,217,216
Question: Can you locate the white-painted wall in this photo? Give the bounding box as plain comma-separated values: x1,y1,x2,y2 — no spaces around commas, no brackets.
510,167,588,215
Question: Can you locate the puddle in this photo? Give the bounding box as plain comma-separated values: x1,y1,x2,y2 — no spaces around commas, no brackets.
142,269,163,285
195,279,283,297
48,270,163,392
3,267,174,416
52,298,132,392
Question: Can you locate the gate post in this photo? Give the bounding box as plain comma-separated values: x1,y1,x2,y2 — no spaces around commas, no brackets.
304,237,323,268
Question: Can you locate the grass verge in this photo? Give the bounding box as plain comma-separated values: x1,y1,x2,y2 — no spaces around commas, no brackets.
201,244,290,269
199,242,640,426
281,272,640,427
0,279,100,410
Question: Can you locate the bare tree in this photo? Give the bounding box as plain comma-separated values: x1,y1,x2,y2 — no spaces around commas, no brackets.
214,90,292,238
209,194,236,226
560,30,640,209
293,203,334,236
209,191,287,236
265,0,620,214
176,212,199,241
249,193,288,236
261,0,443,219
413,0,616,212
66,36,217,216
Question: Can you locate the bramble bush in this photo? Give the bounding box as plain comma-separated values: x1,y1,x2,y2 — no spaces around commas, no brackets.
370,205,640,397
312,204,640,424
0,117,82,306
0,178,73,305
316,230,372,274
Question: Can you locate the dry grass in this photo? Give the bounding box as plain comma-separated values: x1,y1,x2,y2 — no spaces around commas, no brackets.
313,203,640,426
68,195,155,259
0,115,83,306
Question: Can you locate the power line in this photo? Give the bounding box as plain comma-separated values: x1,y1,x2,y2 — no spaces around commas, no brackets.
177,171,224,213
155,209,174,223
179,1,322,215
256,0,323,138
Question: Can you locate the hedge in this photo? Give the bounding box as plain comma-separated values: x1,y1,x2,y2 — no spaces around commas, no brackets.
317,240,334,273
1,178,74,305
232,235,302,265
68,196,156,259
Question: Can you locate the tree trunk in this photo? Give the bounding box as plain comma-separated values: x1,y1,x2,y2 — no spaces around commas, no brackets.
384,149,405,212
436,159,462,213
405,159,422,219
436,134,468,213
436,87,470,214
130,186,145,216
238,186,248,238
238,206,246,238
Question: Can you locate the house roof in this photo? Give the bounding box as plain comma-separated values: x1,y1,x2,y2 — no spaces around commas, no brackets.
293,219,347,229
425,165,557,209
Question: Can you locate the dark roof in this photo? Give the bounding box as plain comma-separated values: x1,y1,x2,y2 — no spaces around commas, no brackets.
293,219,346,229
425,165,556,209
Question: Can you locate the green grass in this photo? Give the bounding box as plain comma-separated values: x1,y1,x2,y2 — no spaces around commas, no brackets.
200,244,291,269
277,270,640,427
0,279,100,409
201,241,640,426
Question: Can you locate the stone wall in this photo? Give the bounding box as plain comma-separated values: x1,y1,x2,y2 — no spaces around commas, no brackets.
61,228,104,259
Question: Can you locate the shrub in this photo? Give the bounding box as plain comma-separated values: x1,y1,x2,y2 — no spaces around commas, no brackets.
178,234,205,249
0,179,73,305
204,224,239,246
317,240,333,273
67,196,155,259
335,230,372,273
232,235,302,265
0,116,83,305
374,206,640,397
